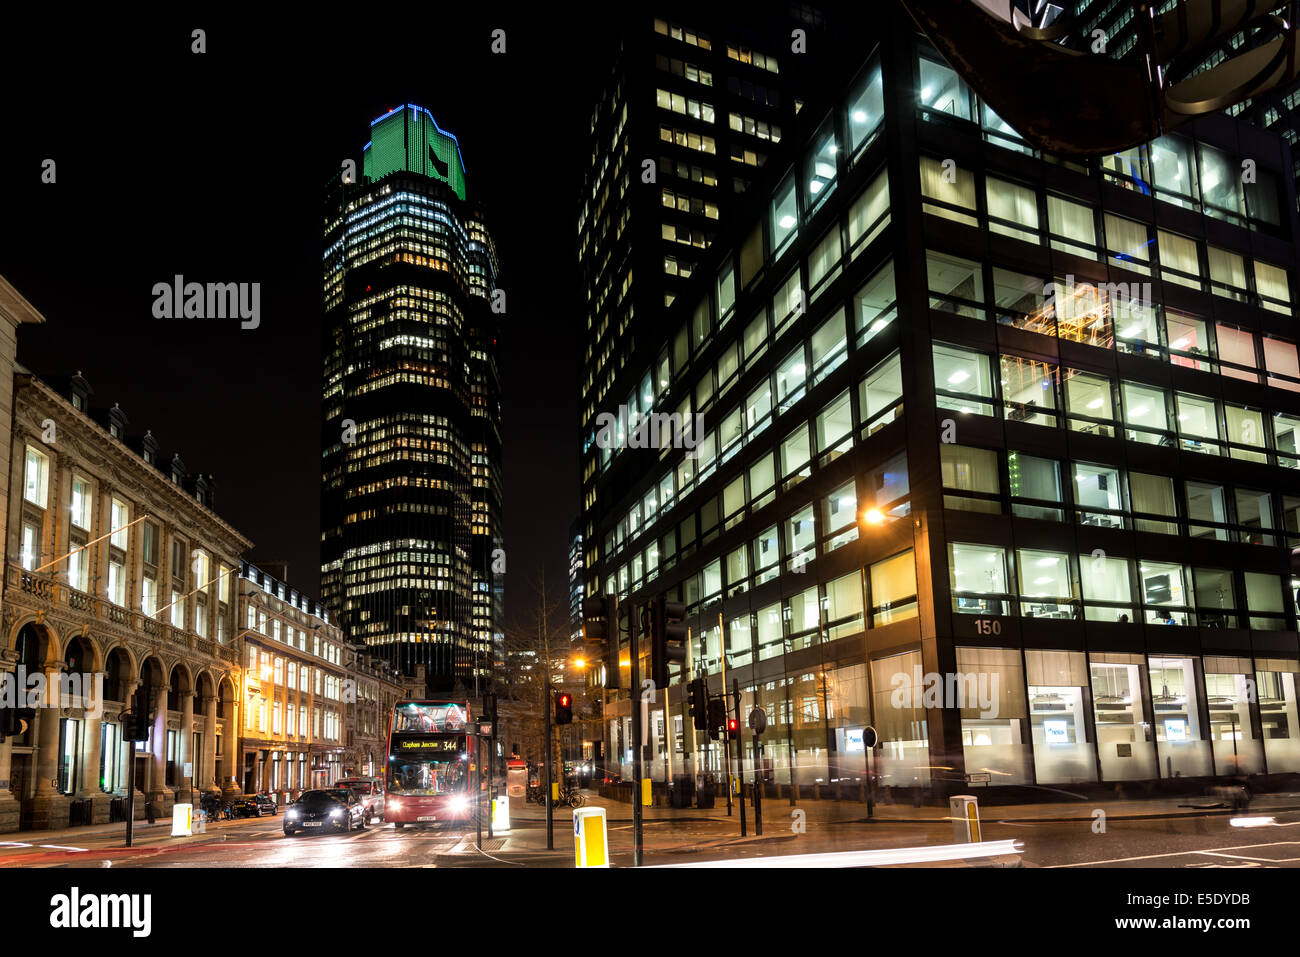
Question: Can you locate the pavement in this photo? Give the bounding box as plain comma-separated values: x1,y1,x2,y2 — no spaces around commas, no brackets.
0,810,278,853
426,788,1300,867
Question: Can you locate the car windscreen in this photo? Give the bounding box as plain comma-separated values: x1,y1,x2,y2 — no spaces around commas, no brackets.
296,790,347,808
337,781,372,794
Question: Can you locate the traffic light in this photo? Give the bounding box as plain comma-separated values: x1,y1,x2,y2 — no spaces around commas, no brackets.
726,717,740,739
582,593,620,690
688,678,709,731
554,691,573,726
124,709,145,742
649,596,687,689
707,697,726,740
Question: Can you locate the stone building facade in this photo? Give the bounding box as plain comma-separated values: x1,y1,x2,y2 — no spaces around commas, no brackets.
236,562,348,803
1,370,249,831
343,652,406,779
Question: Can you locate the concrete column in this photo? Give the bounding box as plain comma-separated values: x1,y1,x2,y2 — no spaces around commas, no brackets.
178,689,194,806
202,693,218,793
83,706,110,824
149,684,173,817
30,669,69,829
0,653,19,832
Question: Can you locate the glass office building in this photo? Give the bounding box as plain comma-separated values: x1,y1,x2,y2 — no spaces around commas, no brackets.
321,105,503,691
585,7,1300,801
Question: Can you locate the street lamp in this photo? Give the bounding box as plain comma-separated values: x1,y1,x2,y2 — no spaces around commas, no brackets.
861,507,886,526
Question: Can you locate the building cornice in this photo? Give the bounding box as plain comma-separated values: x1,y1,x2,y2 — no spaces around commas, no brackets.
14,375,254,556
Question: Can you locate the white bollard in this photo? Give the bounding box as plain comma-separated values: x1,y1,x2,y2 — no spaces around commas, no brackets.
950,795,981,843
492,795,510,833
172,803,193,837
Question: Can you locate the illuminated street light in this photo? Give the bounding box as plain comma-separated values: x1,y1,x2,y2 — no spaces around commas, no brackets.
861,508,886,526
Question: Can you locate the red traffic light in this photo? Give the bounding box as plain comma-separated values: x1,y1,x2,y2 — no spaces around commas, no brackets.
559,694,570,707
726,717,739,736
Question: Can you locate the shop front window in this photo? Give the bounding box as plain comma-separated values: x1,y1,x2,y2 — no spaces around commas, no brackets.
1256,660,1300,772
1203,657,1263,775
1027,650,1097,784
956,647,1031,786
1090,653,1158,780
1149,656,1213,777
871,651,930,789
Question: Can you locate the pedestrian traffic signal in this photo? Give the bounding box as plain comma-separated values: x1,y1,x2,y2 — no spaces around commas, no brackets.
726,717,740,739
0,706,33,742
688,678,709,731
649,596,687,689
125,706,154,742
582,593,620,690
555,691,573,726
707,697,726,739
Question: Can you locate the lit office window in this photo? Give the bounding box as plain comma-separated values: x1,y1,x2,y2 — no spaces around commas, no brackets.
869,551,917,626
1080,554,1135,622
949,543,1009,615
24,445,49,508
987,177,1039,243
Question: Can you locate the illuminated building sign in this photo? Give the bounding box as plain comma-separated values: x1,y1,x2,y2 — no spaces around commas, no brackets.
395,737,462,752
363,104,467,200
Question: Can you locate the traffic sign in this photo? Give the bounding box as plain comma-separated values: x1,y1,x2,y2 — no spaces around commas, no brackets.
748,707,767,734
862,726,878,749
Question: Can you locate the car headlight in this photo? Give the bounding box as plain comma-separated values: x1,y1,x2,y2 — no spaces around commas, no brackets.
331,809,345,819
287,810,299,819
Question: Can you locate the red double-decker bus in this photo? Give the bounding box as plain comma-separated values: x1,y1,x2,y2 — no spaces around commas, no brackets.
384,700,473,828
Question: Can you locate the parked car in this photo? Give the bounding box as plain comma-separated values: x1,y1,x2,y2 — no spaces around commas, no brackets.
334,776,384,823
283,789,367,836
230,793,279,818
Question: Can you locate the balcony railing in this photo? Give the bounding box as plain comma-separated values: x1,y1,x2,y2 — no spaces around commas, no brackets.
7,563,239,664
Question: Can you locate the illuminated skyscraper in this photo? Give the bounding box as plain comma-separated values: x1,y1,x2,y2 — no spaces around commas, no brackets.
321,104,503,692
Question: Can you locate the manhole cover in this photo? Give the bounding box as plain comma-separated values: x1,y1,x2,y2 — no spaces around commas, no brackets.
478,838,509,852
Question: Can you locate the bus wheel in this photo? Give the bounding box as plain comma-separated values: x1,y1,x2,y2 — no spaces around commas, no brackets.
394,822,405,829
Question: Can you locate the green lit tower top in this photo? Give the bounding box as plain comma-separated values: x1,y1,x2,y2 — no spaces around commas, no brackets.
363,103,468,201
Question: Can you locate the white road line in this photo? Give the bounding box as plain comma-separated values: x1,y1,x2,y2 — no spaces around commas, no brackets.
1195,850,1300,863
1052,840,1300,867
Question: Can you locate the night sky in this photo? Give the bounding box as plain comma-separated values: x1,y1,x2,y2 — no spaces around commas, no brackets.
0,10,617,632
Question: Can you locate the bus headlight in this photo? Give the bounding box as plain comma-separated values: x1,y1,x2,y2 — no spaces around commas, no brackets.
449,796,469,814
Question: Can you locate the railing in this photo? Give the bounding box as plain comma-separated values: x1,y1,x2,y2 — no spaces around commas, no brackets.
6,562,236,661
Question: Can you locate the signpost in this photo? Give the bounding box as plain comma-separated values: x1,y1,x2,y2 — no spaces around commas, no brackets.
749,707,766,837
732,679,746,838
863,725,878,818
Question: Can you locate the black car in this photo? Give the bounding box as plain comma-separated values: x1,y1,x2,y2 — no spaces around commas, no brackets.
283,788,366,836
230,793,279,818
